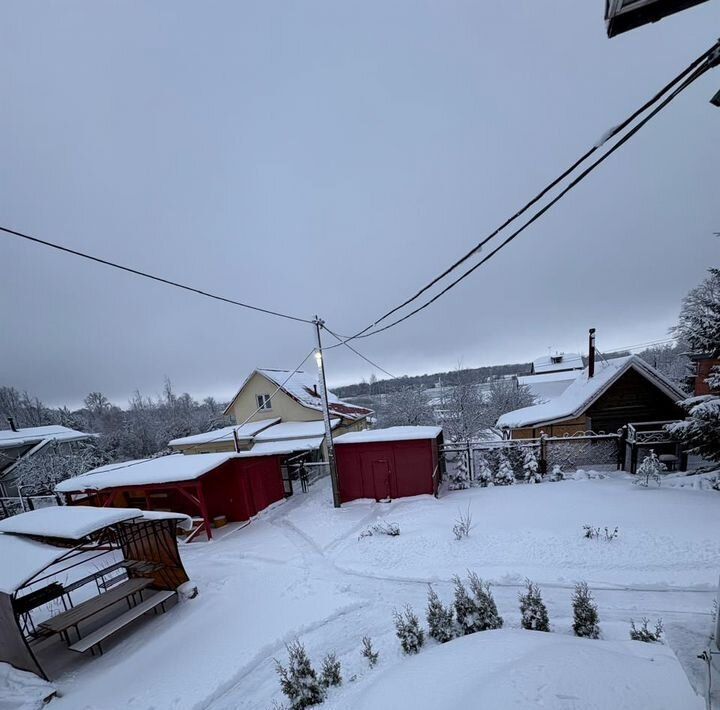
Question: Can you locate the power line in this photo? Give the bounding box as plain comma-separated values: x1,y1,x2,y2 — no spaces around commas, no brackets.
0,226,313,325
330,40,720,346
322,325,398,380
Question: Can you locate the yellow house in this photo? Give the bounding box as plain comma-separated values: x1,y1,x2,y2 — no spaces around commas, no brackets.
168,368,373,456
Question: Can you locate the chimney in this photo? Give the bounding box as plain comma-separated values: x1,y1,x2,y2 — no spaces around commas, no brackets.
7,417,18,432
588,328,596,378
313,384,318,396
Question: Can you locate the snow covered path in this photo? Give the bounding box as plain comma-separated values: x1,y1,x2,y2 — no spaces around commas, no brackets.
34,473,718,709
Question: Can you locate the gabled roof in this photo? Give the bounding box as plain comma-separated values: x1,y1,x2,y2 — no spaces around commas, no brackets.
0,425,95,450
517,371,580,403
223,369,373,422
497,355,685,429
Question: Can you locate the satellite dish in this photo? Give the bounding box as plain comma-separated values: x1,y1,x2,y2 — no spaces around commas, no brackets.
605,0,712,37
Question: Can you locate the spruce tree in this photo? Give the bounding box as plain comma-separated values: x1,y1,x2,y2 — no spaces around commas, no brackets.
274,640,326,710
320,652,342,688
452,574,478,635
467,572,504,630
572,582,600,639
476,454,493,487
494,453,515,485
393,605,425,654
518,579,550,631
361,636,379,668
522,448,541,483
426,585,455,643
448,450,471,489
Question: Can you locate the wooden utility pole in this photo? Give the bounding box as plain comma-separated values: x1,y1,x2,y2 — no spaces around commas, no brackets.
313,316,341,508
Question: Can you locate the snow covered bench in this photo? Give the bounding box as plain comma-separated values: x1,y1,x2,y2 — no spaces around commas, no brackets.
68,590,176,656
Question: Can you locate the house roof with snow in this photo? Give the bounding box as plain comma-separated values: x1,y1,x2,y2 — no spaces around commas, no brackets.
0,425,95,450
167,418,280,448
531,352,584,374
223,369,373,422
517,370,580,403
497,355,685,429
334,426,443,444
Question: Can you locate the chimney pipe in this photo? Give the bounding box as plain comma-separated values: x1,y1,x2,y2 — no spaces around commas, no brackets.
7,417,18,432
588,328,596,378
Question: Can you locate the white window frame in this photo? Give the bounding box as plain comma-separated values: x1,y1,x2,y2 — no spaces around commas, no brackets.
256,393,272,411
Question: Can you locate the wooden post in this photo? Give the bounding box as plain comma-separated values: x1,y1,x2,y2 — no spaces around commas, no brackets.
195,484,213,541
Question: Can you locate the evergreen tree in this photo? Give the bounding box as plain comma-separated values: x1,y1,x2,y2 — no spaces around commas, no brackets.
634,450,665,487
426,585,455,643
467,572,504,631
452,574,479,635
274,640,325,710
447,450,471,490
360,636,379,668
393,605,425,654
320,652,342,688
518,580,550,632
494,453,515,485
572,582,600,639
476,454,493,487
522,448,541,483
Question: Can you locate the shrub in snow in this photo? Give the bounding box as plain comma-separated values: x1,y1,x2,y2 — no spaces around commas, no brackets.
452,506,473,540
549,464,564,482
629,617,663,643
518,580,550,632
634,450,665,487
361,636,379,668
494,453,515,486
522,449,541,483
320,652,342,688
393,605,425,655
426,585,455,643
447,451,471,490
274,640,325,710
582,525,619,542
467,572,504,631
359,522,400,540
572,582,600,639
668,389,720,463
453,575,480,636
475,454,493,487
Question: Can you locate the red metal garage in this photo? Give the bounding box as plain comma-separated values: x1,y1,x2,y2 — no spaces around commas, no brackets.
56,452,287,541
334,426,444,503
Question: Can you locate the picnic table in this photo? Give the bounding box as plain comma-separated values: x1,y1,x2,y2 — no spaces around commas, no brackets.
40,577,153,643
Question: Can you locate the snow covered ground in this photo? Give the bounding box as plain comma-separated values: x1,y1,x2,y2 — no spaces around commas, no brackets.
6,471,719,709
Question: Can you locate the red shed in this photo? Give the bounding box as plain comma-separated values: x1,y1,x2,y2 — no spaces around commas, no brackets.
334,426,444,503
55,451,287,541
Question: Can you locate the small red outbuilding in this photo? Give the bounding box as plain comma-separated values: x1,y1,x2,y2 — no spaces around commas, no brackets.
334,426,444,503
55,451,287,541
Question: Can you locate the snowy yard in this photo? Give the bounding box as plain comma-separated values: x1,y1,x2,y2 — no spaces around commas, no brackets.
11,472,720,709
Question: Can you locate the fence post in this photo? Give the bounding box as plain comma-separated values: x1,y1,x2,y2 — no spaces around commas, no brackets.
466,442,474,482
27,496,35,511
539,433,548,474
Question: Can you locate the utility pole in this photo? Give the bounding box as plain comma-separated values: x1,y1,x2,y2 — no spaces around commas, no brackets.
313,316,341,508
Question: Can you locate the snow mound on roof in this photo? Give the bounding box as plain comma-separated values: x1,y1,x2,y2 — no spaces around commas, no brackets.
498,355,684,429
0,534,69,594
334,426,442,444
0,506,142,540
55,453,238,492
346,629,702,710
0,662,55,709
0,425,94,449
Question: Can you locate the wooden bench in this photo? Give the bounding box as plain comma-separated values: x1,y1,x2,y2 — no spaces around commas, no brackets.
68,590,176,656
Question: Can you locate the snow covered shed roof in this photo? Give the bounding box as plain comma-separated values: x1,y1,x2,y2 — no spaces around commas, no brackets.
497,355,685,429
334,426,443,445
55,453,240,493
167,418,280,448
0,506,143,540
0,535,70,595
0,425,95,450
242,437,324,456
223,369,373,422
531,352,584,374
254,419,339,441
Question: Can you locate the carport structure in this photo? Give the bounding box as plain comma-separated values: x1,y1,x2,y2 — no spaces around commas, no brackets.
334,426,444,503
0,506,191,680
56,451,293,541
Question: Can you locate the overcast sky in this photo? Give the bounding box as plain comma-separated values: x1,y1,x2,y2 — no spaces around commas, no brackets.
1,1,719,408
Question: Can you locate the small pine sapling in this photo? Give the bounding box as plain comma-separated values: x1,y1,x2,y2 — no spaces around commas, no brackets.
476,454,493,487
361,636,379,667
452,575,478,636
522,448,541,483
274,640,326,710
320,652,342,688
572,582,600,639
635,449,666,487
629,618,664,643
393,605,425,654
518,579,550,632
426,585,455,643
494,453,515,486
448,451,471,490
550,464,564,482
467,571,504,631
